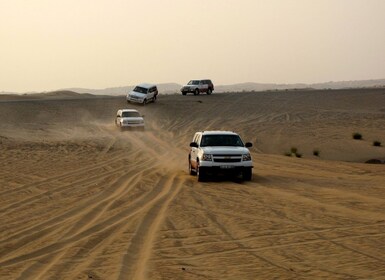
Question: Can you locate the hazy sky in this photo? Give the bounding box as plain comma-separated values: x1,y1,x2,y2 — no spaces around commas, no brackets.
1,0,385,92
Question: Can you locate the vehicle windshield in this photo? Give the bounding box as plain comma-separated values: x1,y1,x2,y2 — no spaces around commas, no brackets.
188,80,199,85
133,86,148,94
200,135,244,147
122,111,140,118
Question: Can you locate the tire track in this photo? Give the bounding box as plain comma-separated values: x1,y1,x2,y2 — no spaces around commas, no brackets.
118,175,184,280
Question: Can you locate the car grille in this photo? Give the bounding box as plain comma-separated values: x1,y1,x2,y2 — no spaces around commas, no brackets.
214,158,242,163
213,154,242,163
124,120,142,124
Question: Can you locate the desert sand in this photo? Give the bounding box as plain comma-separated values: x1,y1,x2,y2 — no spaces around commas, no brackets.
0,88,385,279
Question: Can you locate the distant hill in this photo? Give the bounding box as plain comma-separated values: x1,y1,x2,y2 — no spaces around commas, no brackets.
63,79,385,95
2,79,385,96
0,90,104,101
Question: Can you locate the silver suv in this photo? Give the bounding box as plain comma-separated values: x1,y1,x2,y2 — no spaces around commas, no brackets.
127,83,158,104
115,109,144,130
181,79,214,95
188,131,253,181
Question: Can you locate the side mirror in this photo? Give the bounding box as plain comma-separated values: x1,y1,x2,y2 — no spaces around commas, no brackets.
245,142,253,148
190,142,198,148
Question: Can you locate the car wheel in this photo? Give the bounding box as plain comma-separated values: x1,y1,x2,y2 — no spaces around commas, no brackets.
182,92,187,95
243,168,252,181
207,88,212,95
189,158,196,175
194,89,199,96
197,161,206,182
143,99,147,105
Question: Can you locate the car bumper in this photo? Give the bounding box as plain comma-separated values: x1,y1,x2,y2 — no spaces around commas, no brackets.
198,165,252,176
199,160,252,172
127,97,144,104
181,88,194,93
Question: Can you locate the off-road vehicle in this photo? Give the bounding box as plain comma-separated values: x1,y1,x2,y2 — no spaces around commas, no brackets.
181,79,214,95
115,109,145,130
127,83,158,104
188,131,253,181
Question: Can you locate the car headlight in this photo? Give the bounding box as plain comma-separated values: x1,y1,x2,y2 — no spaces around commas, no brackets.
242,153,251,161
201,154,212,161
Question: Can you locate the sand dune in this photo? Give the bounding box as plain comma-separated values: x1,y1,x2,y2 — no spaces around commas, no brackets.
0,89,385,279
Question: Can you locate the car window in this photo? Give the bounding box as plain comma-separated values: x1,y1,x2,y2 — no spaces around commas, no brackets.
133,86,148,94
188,80,199,85
200,135,244,147
122,111,140,118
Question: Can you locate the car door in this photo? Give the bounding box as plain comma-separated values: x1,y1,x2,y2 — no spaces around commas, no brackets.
199,80,208,92
148,87,155,100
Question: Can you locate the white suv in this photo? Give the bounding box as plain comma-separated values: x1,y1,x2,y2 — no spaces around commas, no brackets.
127,83,158,104
188,131,253,181
115,109,144,130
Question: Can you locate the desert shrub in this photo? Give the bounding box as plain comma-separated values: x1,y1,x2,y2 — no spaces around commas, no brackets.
373,141,381,147
313,149,320,156
284,152,292,157
295,153,302,158
290,147,298,154
352,132,362,140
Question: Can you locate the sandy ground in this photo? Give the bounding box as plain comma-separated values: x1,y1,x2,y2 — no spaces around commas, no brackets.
0,89,385,279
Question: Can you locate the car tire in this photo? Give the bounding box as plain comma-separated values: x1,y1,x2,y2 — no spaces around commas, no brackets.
182,92,187,95
207,88,212,95
194,89,199,96
243,168,252,181
197,161,206,182
143,99,147,105
189,158,196,175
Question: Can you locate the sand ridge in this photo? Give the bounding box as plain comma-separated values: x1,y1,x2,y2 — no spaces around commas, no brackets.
0,89,385,279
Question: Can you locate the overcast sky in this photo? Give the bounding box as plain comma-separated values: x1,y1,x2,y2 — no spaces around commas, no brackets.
1,0,385,92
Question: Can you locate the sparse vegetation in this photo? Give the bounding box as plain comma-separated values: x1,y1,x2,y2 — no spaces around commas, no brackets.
373,141,381,147
313,149,320,157
352,132,363,140
284,147,302,158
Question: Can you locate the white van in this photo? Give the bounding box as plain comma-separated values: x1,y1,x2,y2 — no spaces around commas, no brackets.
127,83,158,105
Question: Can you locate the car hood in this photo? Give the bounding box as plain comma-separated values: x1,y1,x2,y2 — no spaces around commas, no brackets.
128,91,146,98
201,146,250,154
